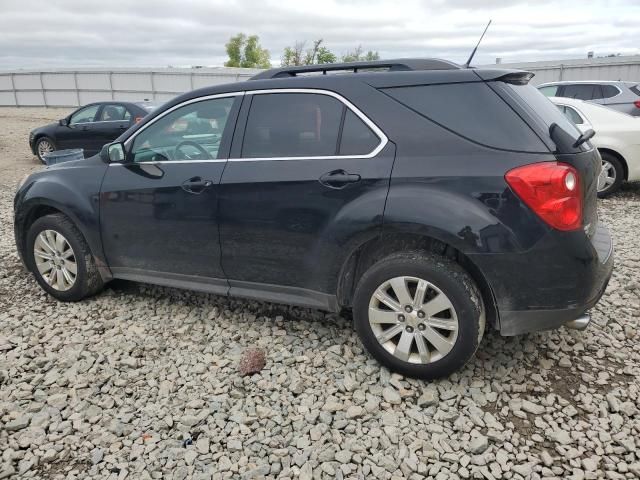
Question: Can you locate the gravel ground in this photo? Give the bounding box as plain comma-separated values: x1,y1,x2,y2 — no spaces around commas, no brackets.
0,107,639,480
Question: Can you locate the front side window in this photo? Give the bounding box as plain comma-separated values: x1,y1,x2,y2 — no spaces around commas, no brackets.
69,105,100,125
99,104,131,122
538,85,558,97
242,93,343,158
130,96,235,163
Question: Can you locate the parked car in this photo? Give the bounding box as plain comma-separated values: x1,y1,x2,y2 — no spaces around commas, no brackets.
550,96,640,197
29,101,158,162
14,59,613,379
538,80,640,117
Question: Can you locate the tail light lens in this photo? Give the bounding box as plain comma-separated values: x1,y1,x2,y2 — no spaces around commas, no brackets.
634,100,640,109
505,162,582,231
134,116,144,124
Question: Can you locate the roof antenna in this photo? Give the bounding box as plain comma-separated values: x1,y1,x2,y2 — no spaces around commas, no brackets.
464,20,492,68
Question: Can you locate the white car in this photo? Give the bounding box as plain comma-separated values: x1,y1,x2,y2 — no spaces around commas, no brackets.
549,96,640,197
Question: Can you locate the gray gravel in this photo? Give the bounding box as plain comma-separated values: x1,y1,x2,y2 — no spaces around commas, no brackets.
1,107,639,479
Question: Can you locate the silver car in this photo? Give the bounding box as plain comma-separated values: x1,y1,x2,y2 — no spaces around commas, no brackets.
538,80,640,117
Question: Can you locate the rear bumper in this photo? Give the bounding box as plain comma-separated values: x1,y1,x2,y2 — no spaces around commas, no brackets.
471,223,614,336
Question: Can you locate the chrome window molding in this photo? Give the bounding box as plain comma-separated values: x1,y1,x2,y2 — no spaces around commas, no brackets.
230,88,388,162
110,159,226,166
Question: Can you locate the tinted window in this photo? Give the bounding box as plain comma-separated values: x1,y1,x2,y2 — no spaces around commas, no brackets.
339,109,379,155
538,85,558,97
556,105,584,125
70,105,99,125
601,85,619,99
383,83,547,152
130,97,235,163
242,93,343,158
563,84,596,100
630,85,640,96
501,83,581,145
99,104,130,121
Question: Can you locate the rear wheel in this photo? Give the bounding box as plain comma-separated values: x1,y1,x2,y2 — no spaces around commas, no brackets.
35,137,55,163
25,213,103,301
597,152,624,198
353,252,485,379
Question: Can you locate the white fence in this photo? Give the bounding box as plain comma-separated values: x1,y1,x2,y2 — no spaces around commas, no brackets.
0,67,261,107
490,55,640,86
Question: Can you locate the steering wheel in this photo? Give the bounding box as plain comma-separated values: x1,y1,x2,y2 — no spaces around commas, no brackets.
174,140,210,160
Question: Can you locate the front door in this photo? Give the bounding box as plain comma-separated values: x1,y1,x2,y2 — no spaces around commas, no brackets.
56,104,101,152
218,90,395,298
100,94,241,290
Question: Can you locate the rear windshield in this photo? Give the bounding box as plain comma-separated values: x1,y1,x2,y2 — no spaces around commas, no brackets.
381,82,548,152
497,83,582,146
630,85,640,96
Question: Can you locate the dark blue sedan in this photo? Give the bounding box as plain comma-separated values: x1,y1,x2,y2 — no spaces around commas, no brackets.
29,101,158,162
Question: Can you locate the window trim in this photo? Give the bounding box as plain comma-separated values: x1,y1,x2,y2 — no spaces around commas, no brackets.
229,88,388,162
554,102,587,125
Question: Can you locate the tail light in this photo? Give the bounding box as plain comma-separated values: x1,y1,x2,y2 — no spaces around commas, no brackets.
134,116,144,124
505,162,582,231
634,100,640,109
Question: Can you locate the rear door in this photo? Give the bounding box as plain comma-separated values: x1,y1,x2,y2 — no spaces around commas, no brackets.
92,103,133,154
218,89,395,299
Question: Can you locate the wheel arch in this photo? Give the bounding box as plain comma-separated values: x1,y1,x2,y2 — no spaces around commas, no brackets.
598,147,628,180
337,231,499,330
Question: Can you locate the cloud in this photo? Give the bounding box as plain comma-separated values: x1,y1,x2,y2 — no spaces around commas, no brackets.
0,0,638,69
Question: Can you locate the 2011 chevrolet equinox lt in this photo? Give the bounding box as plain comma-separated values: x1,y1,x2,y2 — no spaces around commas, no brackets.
14,59,613,379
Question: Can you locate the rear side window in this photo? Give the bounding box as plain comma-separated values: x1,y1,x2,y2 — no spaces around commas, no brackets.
556,105,584,125
630,85,640,96
382,83,547,152
601,85,620,99
563,84,598,100
339,110,379,155
242,93,343,158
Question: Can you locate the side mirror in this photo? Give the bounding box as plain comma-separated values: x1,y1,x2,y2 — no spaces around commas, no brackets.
101,142,126,163
59,118,68,126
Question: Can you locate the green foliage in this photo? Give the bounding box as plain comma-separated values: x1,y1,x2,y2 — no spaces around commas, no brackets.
341,46,380,63
225,33,271,69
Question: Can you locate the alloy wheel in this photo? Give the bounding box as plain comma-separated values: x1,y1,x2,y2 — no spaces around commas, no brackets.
597,160,616,193
37,140,53,159
33,230,77,291
368,276,459,364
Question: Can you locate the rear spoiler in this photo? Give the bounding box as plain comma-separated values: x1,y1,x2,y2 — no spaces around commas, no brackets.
473,69,534,85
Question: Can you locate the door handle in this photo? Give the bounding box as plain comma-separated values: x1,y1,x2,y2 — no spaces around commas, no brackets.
181,176,213,194
319,170,361,189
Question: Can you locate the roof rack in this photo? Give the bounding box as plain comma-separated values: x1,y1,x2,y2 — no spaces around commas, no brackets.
250,58,462,80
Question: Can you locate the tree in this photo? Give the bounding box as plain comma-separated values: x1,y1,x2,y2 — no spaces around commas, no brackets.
341,46,380,63
224,33,271,69
281,39,337,66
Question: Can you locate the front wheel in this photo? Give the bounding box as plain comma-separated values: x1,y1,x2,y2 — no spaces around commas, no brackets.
353,252,485,379
25,213,104,301
35,136,55,163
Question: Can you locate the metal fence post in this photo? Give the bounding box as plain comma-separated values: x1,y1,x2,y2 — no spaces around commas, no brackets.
10,73,19,107
73,71,81,106
190,72,194,90
108,72,114,100
40,72,48,107
559,64,564,81
150,72,156,101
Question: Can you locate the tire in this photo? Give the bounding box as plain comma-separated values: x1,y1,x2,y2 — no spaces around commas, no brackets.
25,213,104,301
35,136,56,163
353,252,485,379
597,152,624,198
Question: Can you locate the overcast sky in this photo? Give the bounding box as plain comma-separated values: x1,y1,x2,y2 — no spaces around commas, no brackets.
1,0,639,69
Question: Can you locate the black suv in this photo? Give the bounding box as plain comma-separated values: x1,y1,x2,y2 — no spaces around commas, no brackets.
14,59,613,379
